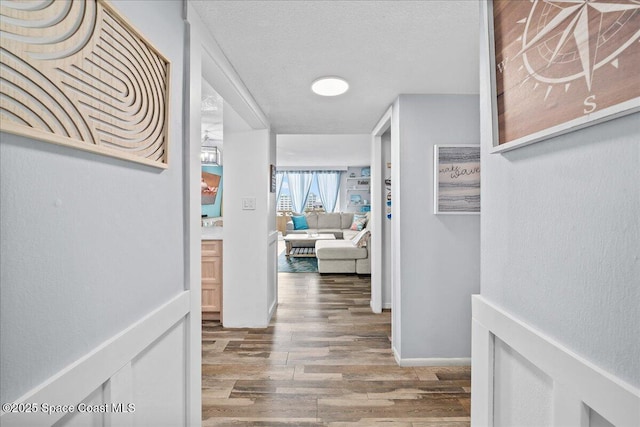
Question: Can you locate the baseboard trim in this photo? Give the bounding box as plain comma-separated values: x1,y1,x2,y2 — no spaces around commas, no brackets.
1,291,190,426
268,298,277,321
370,301,391,313
397,357,471,367
472,295,640,427
392,345,469,367
369,300,380,313
393,345,401,365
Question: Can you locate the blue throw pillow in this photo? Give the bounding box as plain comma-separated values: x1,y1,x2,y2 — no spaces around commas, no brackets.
291,215,308,230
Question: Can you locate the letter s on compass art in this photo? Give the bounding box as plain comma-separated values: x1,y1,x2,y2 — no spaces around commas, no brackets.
491,0,640,146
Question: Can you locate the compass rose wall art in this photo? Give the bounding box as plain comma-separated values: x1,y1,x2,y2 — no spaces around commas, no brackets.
0,0,171,168
489,0,640,152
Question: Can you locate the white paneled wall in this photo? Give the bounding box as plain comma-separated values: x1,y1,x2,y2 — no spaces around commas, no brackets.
472,296,640,427
0,1,194,425
54,386,104,427
1,294,189,426
493,338,553,426
131,320,186,426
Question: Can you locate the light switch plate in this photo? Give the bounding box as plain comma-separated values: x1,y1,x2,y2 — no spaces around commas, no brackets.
242,197,256,210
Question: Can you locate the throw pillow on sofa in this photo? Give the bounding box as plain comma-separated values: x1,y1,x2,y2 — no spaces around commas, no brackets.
291,215,309,230
350,213,368,231
352,229,371,247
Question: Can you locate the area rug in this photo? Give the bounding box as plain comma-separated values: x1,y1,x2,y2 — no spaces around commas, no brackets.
278,252,318,273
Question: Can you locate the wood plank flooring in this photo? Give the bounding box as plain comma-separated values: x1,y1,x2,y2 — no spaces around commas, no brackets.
202,273,471,426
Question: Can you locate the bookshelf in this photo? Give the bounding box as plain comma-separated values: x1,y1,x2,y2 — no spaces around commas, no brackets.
345,166,370,213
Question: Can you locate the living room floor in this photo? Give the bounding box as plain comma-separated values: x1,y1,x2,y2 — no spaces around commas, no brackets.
201,272,471,425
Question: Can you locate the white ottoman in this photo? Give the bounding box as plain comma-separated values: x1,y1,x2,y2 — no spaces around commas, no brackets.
315,240,370,274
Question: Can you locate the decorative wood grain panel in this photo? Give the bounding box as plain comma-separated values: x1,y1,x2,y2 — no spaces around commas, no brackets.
490,0,640,151
0,0,170,168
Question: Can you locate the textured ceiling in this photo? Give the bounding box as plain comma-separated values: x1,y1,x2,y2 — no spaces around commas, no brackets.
191,1,479,134
201,79,223,144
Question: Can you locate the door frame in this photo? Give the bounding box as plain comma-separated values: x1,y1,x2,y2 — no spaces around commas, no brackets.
370,107,393,314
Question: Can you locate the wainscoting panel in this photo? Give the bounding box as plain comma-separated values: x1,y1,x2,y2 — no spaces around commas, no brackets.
53,384,104,427
130,319,186,426
493,337,554,426
0,292,189,426
471,296,640,427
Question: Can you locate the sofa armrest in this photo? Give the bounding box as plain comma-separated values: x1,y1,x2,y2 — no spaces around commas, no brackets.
283,220,294,235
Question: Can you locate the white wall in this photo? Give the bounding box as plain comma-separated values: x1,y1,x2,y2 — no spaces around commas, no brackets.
277,134,370,167
478,105,640,427
481,114,640,386
475,0,640,423
394,94,480,361
0,1,190,424
222,104,276,327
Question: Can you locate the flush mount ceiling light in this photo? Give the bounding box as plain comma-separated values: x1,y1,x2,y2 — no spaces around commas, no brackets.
311,77,349,96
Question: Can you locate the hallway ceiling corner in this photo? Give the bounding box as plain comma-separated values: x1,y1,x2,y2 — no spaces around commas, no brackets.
191,0,479,134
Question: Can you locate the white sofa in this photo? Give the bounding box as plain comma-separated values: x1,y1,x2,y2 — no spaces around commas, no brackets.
284,212,362,240
285,212,371,274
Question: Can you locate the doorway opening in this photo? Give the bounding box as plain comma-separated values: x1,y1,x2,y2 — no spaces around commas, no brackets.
200,79,224,324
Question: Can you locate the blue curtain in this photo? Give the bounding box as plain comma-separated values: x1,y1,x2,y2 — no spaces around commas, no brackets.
275,171,285,202
287,171,313,213
316,171,342,213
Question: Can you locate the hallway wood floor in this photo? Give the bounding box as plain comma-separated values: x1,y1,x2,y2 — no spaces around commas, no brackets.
202,273,470,426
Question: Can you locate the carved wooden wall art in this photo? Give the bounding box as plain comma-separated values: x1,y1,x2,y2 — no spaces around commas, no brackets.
490,0,639,151
0,0,170,168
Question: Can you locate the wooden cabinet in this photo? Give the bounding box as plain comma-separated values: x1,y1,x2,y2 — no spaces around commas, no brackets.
202,240,222,321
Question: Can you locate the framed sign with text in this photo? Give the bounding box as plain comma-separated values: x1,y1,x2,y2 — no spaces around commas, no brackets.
434,145,480,215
